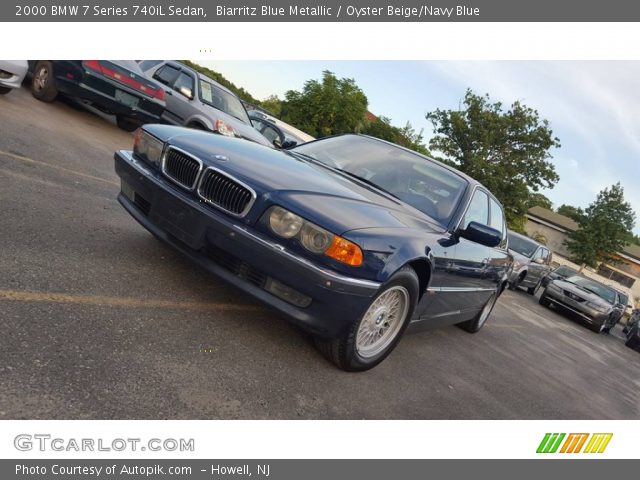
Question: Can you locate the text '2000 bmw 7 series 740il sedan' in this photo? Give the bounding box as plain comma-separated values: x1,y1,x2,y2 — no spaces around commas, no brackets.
114,126,513,370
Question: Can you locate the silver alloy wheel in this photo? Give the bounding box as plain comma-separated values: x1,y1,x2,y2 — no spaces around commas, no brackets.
34,66,48,92
477,293,497,328
355,286,410,359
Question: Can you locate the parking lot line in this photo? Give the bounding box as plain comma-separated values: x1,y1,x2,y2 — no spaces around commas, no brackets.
0,149,118,187
0,289,264,313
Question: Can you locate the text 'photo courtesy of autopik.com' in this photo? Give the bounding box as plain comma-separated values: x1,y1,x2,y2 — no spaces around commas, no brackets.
1,0,640,478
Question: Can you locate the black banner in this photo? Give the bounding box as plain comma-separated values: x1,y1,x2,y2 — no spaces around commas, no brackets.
6,0,640,22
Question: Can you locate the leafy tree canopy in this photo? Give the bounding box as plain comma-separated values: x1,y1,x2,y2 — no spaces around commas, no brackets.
426,89,560,228
564,183,637,267
556,204,585,223
361,116,430,155
527,192,553,210
281,70,369,138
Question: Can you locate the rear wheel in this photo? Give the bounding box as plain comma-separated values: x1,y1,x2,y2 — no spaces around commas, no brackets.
458,291,498,333
31,61,58,102
315,266,418,372
116,116,140,132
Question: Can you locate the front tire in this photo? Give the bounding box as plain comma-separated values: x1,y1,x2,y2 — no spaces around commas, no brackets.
539,291,551,307
458,291,498,333
31,61,58,102
315,266,419,372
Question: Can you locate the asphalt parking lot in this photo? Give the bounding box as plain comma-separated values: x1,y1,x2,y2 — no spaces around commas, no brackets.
1,86,638,420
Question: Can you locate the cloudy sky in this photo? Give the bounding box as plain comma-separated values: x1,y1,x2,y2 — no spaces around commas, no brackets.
202,61,640,233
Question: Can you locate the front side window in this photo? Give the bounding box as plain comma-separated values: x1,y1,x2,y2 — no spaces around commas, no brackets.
173,72,194,96
463,190,489,229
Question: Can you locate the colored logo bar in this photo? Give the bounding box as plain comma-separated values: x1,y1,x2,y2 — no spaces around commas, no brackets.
537,433,612,453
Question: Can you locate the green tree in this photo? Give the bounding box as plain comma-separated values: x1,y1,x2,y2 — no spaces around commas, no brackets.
426,89,560,228
564,183,636,268
281,70,368,137
361,116,430,155
556,204,585,223
259,95,282,118
527,192,553,210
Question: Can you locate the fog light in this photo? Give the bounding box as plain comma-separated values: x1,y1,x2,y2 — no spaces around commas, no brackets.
265,277,312,308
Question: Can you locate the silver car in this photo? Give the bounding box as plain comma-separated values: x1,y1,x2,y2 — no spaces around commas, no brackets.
506,231,552,294
139,61,272,148
0,60,28,94
539,275,625,333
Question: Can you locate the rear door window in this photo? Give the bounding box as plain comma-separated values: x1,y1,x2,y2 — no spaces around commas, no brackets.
153,64,180,87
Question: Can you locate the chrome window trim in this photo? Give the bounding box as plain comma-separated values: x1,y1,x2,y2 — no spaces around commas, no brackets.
196,165,257,218
160,146,204,191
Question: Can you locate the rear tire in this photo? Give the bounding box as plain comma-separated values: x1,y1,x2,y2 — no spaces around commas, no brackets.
31,61,58,102
458,291,498,333
116,116,140,132
314,266,419,372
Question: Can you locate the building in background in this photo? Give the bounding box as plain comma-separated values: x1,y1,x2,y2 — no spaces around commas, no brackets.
525,206,640,303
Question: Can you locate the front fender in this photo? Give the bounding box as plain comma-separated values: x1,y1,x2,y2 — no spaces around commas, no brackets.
343,227,440,284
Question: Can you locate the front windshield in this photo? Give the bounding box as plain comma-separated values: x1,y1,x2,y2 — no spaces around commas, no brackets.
199,80,250,124
555,266,577,277
293,135,468,224
507,233,538,257
564,276,617,304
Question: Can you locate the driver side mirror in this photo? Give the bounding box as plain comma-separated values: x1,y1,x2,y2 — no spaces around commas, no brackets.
533,258,545,265
458,221,502,248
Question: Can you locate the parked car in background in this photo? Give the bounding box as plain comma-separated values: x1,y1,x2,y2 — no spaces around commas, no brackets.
506,231,552,294
0,60,28,94
139,61,272,148
539,275,625,333
540,265,579,290
624,309,640,351
248,110,313,149
28,61,165,131
114,129,512,371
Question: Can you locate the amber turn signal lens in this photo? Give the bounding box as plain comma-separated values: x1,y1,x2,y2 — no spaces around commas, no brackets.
324,236,363,266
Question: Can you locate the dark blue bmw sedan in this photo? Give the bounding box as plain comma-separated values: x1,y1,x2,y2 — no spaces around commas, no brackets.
114,125,512,371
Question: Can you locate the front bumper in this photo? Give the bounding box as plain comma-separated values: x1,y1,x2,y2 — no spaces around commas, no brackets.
114,150,381,338
0,60,28,90
544,287,608,326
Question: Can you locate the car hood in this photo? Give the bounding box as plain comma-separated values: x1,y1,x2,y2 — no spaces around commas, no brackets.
551,279,612,308
160,127,443,235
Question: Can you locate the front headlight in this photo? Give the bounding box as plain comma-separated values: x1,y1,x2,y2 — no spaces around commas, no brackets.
299,223,333,254
133,128,164,167
586,302,609,313
269,207,303,238
215,119,235,137
266,206,363,266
